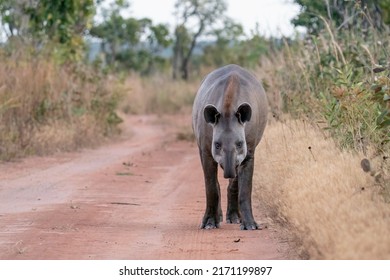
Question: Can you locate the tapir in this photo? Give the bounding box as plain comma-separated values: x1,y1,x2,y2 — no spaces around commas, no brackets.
192,64,268,230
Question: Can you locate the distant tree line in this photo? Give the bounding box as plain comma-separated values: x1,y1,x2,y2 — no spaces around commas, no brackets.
0,0,389,79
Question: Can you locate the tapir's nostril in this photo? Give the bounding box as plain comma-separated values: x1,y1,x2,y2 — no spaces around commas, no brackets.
223,168,236,179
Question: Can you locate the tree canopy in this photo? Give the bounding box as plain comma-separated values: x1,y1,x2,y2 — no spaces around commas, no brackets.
0,0,285,77
172,0,228,79
292,0,390,34
0,0,95,60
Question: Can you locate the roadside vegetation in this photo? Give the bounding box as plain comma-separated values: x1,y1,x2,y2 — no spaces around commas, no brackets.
120,73,199,115
0,1,124,160
0,0,389,259
253,0,390,259
254,117,390,259
260,3,389,176
0,51,123,160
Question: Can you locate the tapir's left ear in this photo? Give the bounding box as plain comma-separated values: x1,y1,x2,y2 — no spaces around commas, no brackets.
236,103,252,124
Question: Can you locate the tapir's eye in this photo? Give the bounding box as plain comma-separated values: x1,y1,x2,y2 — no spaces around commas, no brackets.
236,141,243,149
215,142,221,150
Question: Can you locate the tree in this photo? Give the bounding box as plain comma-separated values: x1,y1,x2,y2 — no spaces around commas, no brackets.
0,0,30,37
145,23,172,73
112,21,171,74
173,0,228,80
172,24,190,79
90,0,134,66
291,0,389,34
90,16,149,66
201,18,244,67
90,0,171,73
0,0,95,59
236,24,270,68
202,21,270,69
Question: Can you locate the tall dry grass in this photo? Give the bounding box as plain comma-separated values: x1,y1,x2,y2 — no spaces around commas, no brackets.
120,73,200,115
254,117,390,259
0,54,123,160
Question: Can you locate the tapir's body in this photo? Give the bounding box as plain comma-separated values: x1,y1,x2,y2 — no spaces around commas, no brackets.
192,64,268,230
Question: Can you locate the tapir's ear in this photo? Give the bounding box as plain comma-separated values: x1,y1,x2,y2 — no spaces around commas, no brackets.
236,103,252,124
204,104,220,125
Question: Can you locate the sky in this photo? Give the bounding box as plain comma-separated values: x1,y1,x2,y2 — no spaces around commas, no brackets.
130,0,303,37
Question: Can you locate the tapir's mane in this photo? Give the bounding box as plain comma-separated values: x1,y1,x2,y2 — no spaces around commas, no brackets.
222,73,240,117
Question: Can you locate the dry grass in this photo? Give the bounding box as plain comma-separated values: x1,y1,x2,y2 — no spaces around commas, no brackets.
0,55,123,160
253,117,390,259
120,73,199,115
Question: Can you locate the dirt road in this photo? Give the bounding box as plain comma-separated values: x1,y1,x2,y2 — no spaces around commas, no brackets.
0,114,288,260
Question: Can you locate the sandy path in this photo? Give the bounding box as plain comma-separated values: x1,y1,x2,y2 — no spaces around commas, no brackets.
0,114,287,260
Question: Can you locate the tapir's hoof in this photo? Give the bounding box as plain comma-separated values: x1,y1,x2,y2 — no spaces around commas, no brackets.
240,221,260,230
201,217,220,229
226,213,240,224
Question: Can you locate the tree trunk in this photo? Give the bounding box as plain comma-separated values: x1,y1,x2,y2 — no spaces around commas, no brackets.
180,59,188,80
180,21,204,80
172,26,184,80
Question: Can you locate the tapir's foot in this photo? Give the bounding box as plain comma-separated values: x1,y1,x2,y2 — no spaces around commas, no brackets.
201,216,220,229
240,220,260,230
226,211,240,224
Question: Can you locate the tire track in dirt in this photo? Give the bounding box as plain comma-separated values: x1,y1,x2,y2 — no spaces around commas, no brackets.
0,115,288,259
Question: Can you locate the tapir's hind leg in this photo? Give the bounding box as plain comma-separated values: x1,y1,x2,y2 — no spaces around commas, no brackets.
200,150,222,229
226,177,240,224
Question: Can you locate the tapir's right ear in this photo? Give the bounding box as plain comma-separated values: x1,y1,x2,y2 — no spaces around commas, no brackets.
204,105,220,125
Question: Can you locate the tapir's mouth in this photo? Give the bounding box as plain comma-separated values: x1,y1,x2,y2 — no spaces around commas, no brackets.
220,163,238,179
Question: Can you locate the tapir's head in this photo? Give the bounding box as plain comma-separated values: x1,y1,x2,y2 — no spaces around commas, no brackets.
204,103,252,179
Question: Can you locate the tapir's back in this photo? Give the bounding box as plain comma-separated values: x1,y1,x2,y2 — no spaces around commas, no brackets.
192,64,268,151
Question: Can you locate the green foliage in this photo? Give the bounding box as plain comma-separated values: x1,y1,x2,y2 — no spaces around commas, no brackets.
172,0,228,79
319,65,389,151
90,1,171,74
260,10,390,197
0,0,95,61
261,13,389,202
379,0,390,24
371,70,390,131
201,18,244,67
291,0,330,34
202,23,270,68
292,0,389,34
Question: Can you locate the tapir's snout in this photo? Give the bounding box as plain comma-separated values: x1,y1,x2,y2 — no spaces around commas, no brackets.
222,152,237,179
223,168,236,179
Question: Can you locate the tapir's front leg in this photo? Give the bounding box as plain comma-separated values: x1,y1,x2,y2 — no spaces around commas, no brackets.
238,154,258,230
200,150,222,229
226,178,240,224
